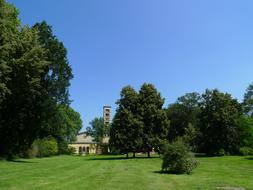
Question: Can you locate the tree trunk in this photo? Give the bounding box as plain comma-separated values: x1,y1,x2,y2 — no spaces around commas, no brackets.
126,153,129,158
133,152,136,158
147,151,150,158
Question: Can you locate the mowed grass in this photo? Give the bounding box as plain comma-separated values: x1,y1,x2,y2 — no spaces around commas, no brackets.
0,155,253,190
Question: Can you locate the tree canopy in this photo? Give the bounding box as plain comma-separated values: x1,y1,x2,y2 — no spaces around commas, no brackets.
109,84,170,157
0,0,82,158
198,89,242,155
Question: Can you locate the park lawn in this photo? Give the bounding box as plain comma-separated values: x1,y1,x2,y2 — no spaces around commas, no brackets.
0,155,252,190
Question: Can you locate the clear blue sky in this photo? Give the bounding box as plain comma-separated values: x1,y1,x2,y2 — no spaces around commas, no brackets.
8,0,253,131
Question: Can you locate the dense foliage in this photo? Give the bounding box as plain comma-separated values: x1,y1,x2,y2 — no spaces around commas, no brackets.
0,0,82,158
110,84,170,157
167,93,201,142
161,140,198,174
87,117,110,154
111,85,253,157
109,86,143,157
32,138,58,157
198,89,243,155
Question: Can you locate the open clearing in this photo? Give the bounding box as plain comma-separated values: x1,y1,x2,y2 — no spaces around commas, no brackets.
0,155,253,190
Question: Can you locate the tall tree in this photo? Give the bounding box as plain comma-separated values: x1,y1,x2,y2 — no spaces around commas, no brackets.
0,0,19,104
198,89,242,155
138,83,169,157
109,86,143,157
33,21,73,104
0,26,48,157
0,1,76,157
32,21,75,153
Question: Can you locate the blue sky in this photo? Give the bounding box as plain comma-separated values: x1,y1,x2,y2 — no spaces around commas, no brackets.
8,0,253,130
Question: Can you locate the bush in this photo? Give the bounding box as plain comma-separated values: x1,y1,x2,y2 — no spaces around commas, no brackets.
214,149,226,156
161,140,198,174
21,147,38,158
66,146,76,155
239,147,253,156
33,138,58,157
57,141,70,155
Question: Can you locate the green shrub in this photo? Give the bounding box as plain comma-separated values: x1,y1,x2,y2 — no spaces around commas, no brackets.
21,147,38,158
66,146,76,155
161,140,198,174
57,141,70,154
215,149,226,156
33,138,58,157
239,147,253,156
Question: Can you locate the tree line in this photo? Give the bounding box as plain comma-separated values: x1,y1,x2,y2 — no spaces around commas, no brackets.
0,0,82,158
109,83,253,157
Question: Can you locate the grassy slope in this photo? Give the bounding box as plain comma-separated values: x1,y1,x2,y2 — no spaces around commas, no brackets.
0,155,252,190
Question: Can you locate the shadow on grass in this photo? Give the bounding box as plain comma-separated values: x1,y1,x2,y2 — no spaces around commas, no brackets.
88,156,159,161
245,157,253,160
153,170,186,175
7,159,36,163
194,153,208,158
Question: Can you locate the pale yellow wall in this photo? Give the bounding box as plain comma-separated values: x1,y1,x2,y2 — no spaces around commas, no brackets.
68,144,97,154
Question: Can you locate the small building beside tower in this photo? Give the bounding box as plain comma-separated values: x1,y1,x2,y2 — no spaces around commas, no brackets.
68,106,111,154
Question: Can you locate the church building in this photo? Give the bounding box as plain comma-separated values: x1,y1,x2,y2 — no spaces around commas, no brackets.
68,106,111,154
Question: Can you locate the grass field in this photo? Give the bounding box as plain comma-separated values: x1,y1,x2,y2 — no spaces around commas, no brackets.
0,155,253,190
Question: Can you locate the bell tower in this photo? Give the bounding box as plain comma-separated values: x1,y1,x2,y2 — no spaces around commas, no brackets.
103,106,111,124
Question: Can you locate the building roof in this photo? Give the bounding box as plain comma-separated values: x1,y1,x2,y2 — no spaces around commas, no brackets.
74,132,97,144
70,132,109,145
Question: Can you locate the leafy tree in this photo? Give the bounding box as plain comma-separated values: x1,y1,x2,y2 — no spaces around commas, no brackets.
36,104,82,154
33,21,73,104
0,1,77,157
109,86,143,157
110,84,169,157
198,89,242,155
138,83,170,157
31,21,76,154
182,123,199,151
109,111,130,156
237,115,253,148
0,26,48,157
56,105,83,153
243,83,253,116
0,0,19,103
87,117,110,153
166,92,201,142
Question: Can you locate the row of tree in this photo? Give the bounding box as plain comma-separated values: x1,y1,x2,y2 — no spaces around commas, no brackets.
109,83,253,156
109,84,169,157
0,0,82,158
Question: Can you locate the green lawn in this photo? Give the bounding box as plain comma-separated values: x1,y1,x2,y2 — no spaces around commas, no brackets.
0,155,253,190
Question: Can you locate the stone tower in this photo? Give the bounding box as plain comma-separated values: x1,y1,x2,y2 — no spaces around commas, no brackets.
103,106,111,124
